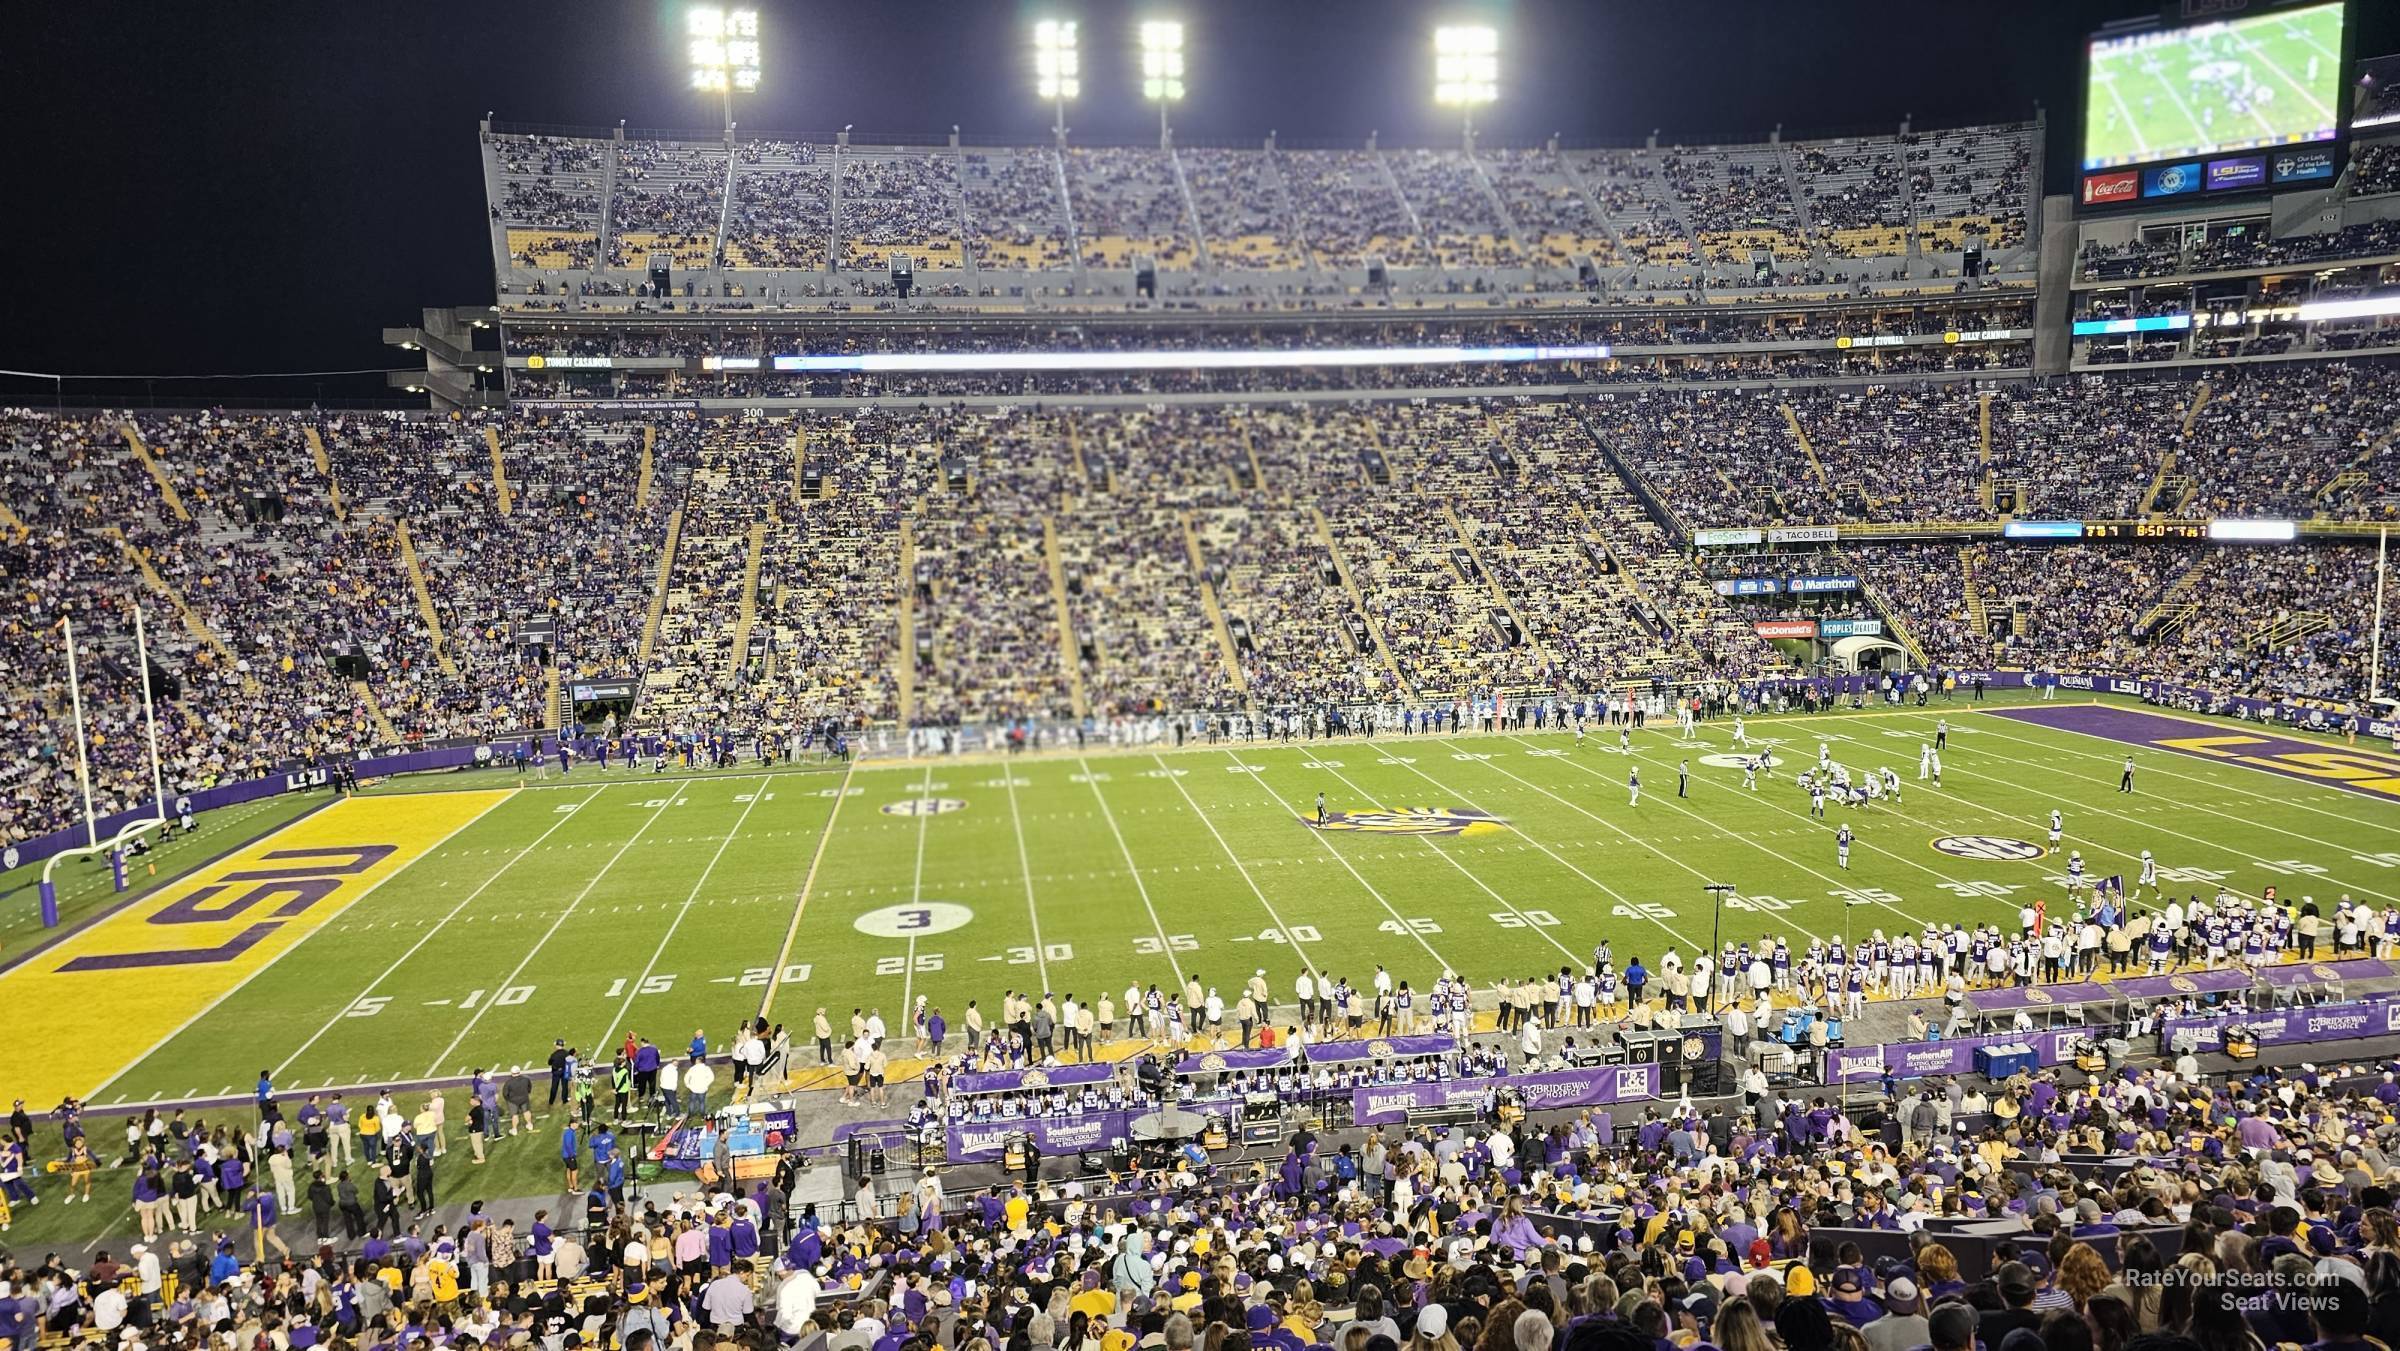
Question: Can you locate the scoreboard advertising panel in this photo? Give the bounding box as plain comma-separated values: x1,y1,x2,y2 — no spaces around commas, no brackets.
2079,0,2351,211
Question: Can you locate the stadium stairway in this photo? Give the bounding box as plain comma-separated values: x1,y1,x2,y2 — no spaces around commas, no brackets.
1239,416,1271,499
117,423,190,523
1039,515,1091,720
1856,573,1930,667
1442,502,1536,643
304,426,345,520
484,426,514,516
2135,562,2208,641
1179,510,1252,707
1777,403,1833,495
391,518,462,678
638,507,682,669
1961,549,1991,640
726,519,767,683
1310,505,1415,702
352,679,403,744
107,529,239,674
2250,611,2333,652
636,425,656,509
895,518,917,726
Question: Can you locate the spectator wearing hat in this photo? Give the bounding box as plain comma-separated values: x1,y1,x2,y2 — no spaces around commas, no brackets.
1979,1263,2042,1346
1824,1269,1884,1327
1862,1278,1924,1351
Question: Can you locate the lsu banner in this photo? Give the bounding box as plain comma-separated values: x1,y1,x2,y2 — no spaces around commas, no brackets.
0,791,508,1108
1350,1064,1659,1125
1175,1046,1294,1075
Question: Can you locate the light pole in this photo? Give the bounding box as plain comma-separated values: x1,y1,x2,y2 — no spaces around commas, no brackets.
1035,20,1080,142
1433,25,1498,149
1140,21,1185,147
688,6,760,133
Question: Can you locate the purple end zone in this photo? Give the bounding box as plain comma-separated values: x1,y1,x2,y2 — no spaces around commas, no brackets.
1987,704,2400,804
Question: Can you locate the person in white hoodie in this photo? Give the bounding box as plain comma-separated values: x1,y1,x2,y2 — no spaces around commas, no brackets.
773,1262,820,1339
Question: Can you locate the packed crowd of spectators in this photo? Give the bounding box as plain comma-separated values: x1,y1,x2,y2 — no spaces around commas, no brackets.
1066,148,1200,270
8,369,2392,842
2079,221,2400,283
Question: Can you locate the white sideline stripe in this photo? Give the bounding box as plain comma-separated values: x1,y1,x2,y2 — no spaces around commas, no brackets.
1000,767,1052,993
901,765,936,1017
1076,755,1190,992
1148,753,1330,979
88,791,514,1104
1288,751,1582,964
1955,708,2400,840
274,784,615,1077
593,776,774,1051
422,790,689,1076
1213,749,1454,972
760,758,858,1024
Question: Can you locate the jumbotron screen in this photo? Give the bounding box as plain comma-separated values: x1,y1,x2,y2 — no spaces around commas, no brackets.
2082,2,2345,172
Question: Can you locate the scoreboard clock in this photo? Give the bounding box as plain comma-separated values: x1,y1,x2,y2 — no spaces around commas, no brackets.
2084,521,2208,540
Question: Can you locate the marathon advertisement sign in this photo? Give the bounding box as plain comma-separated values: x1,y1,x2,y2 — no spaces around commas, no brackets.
946,1110,1132,1164
1789,575,1859,594
2272,149,2336,184
1818,619,1886,638
1350,1064,1658,1125
1714,578,1784,597
1767,526,1839,544
1753,621,1819,640
1693,528,1765,548
2204,156,2268,193
2081,171,2140,205
2158,995,2400,1054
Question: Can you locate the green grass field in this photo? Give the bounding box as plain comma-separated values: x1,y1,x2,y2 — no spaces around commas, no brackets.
17,693,2396,1114
2084,6,2342,168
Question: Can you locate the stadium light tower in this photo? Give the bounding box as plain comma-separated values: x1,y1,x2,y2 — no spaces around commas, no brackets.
1433,24,1498,145
1140,21,1186,146
1035,19,1080,140
689,6,761,132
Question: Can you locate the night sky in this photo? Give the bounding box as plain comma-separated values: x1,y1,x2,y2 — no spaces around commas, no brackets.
6,0,2394,402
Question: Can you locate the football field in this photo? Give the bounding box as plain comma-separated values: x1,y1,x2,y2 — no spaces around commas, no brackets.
5,697,2397,1112
2084,7,2342,167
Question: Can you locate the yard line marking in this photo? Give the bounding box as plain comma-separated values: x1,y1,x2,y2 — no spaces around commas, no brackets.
1945,708,2400,838
1076,756,1188,991
1212,750,1454,973
1000,766,1053,993
422,790,689,1077
901,765,938,1020
1600,734,1956,922
1502,731,1895,934
81,791,514,1107
1366,748,1719,952
1292,753,1582,964
1895,715,2400,908
593,776,774,1051
274,784,615,1079
1148,753,1330,979
760,758,858,1024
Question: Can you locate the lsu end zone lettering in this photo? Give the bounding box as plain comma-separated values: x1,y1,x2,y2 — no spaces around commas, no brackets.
0,790,507,1106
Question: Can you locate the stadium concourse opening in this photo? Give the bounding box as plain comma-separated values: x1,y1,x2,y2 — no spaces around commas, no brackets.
10,4,2400,1346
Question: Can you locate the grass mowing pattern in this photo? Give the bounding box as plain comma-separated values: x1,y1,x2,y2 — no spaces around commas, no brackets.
65,696,2400,1109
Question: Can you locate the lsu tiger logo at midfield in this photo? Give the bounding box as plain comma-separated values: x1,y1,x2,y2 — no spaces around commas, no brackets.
1308,807,1508,837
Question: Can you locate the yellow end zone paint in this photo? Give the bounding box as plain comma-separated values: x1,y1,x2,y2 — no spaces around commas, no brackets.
0,790,509,1106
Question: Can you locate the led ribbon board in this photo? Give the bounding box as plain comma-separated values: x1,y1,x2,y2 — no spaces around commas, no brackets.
770,343,1611,374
